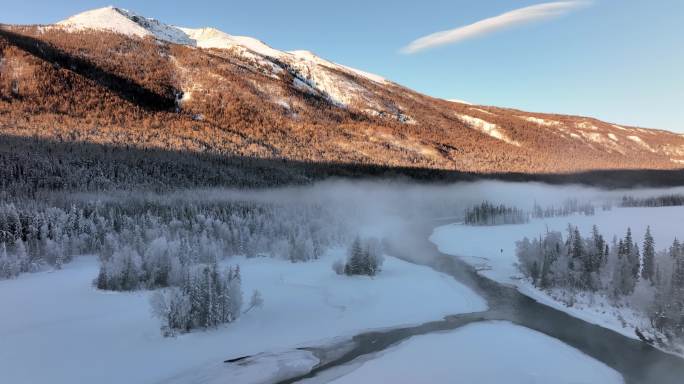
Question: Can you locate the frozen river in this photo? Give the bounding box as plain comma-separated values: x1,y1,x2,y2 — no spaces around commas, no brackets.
281,219,684,384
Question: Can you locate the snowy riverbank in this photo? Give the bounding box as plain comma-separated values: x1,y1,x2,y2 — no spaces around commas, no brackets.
313,321,623,384
430,206,684,341
0,250,486,384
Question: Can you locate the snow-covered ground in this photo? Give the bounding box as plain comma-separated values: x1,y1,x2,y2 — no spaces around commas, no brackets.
430,206,684,339
307,321,623,384
0,250,485,384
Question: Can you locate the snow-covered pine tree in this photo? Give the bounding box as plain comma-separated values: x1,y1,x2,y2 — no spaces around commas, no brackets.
672,242,684,291
7,206,22,242
227,265,243,321
571,226,583,261
345,237,364,275
613,231,638,297
95,261,109,289
122,247,143,290
590,225,605,270
0,242,14,279
582,225,605,291
365,237,384,276
642,226,655,283
611,239,634,298
515,237,537,281
208,261,221,326
14,238,28,273
150,287,192,336
624,228,634,258
200,265,213,327
670,238,681,260
632,242,641,278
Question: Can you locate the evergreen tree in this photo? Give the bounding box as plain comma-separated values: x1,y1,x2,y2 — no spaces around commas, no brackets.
8,207,22,242
613,234,637,296
14,238,28,272
96,261,109,290
670,238,681,259
343,236,383,276
0,243,13,279
625,228,633,251
571,226,583,262
539,249,554,289
630,242,640,280
642,226,655,283
672,240,684,290
344,237,364,276
227,265,243,321
590,225,605,270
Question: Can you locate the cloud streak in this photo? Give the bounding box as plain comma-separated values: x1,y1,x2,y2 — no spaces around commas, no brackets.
401,1,590,54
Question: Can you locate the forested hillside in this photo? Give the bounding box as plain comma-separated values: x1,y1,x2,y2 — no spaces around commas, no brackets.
1,15,684,195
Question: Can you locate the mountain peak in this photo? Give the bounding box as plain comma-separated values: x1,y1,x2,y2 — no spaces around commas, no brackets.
57,6,149,38
57,6,195,45
54,6,388,88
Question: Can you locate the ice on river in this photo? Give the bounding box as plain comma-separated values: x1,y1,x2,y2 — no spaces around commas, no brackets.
325,321,624,384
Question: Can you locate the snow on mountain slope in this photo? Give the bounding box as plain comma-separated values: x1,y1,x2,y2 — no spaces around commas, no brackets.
627,135,656,153
511,113,684,162
177,27,284,59
57,7,152,38
519,115,561,126
456,113,520,147
56,7,387,107
284,50,372,106
285,50,386,84
446,98,473,105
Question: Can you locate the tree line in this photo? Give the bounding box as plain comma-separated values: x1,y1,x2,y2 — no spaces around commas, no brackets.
516,225,684,349
463,199,598,228
0,194,349,335
621,194,684,208
532,199,596,218
464,201,528,226
0,197,347,284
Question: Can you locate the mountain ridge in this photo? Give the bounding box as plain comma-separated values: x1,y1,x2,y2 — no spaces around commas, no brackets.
1,6,683,186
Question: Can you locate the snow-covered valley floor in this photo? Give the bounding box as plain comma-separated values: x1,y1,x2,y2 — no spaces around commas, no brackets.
312,321,623,384
430,206,684,341
5,206,675,383
0,250,486,384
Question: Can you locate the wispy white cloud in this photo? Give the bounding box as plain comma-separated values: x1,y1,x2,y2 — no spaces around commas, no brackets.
401,1,591,54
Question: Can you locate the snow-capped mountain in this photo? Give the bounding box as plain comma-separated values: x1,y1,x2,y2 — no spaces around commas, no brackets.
1,6,684,178
57,7,387,107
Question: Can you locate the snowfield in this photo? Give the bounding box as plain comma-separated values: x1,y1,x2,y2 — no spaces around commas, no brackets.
430,206,684,339
0,250,485,384
317,322,623,384
165,349,322,384
456,113,521,147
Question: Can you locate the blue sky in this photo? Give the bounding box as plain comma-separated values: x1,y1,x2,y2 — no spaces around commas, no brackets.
3,0,683,132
